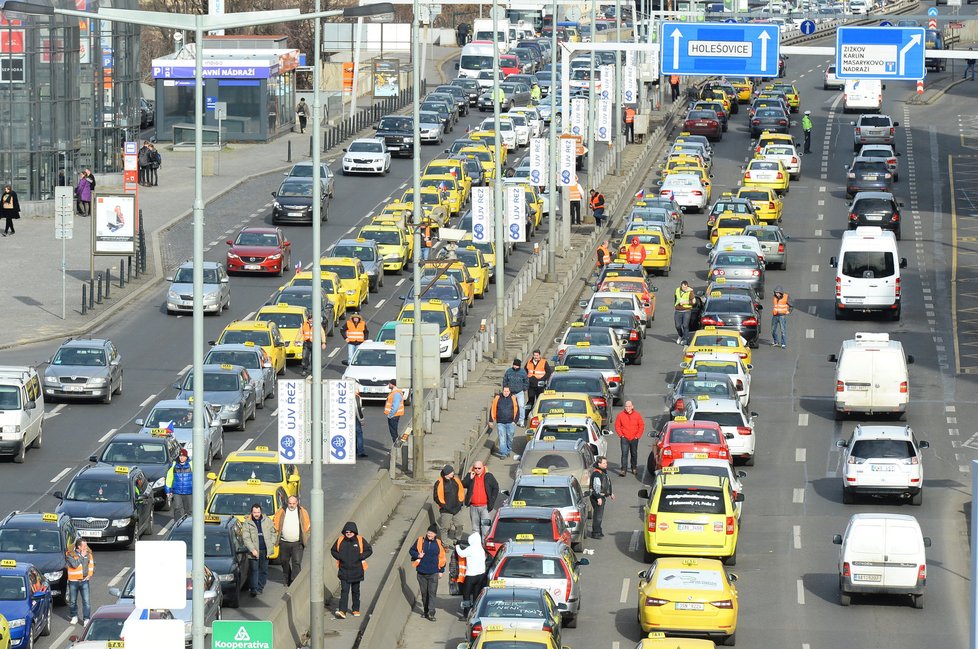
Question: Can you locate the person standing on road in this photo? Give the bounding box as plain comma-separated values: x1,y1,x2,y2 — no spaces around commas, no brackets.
771,285,793,349
421,222,435,261
243,503,278,597
385,379,405,444
65,539,94,625
137,140,151,186
409,524,446,621
965,48,976,80
273,495,311,587
295,98,308,133
165,448,193,521
589,456,614,539
568,179,583,225
454,531,487,616
502,358,529,427
147,143,161,186
331,521,372,619
490,386,519,459
433,464,466,548
673,280,695,345
344,312,368,364
524,350,552,408
802,111,813,155
596,240,611,268
669,74,681,102
589,189,606,228
614,401,645,477
530,83,542,105
0,185,19,236
461,460,499,536
296,313,327,375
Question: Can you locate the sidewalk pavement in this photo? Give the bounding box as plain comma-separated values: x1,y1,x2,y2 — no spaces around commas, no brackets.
0,45,460,351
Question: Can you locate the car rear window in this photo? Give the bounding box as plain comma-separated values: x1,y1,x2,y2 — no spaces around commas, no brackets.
563,354,615,370
714,253,757,266
679,378,733,396
859,116,891,127
850,439,914,459
655,568,724,590
492,518,555,542
687,110,717,120
703,297,754,314
854,198,895,213
547,376,603,393
692,411,744,428
746,228,778,242
658,487,726,514
715,217,753,230
511,485,573,508
480,593,548,619
669,427,722,444
498,556,564,579
852,161,888,174
841,251,895,279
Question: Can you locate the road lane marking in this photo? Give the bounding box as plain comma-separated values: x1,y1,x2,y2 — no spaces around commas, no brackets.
181,364,192,375
205,479,214,490
809,284,818,292
619,578,630,603
628,530,640,552
798,413,809,427
793,488,805,504
807,305,816,315
797,579,805,605
245,311,255,320
139,393,158,408
374,298,387,309
109,567,130,587
50,467,72,483
237,437,254,452
814,229,822,237
44,404,65,420
52,627,75,649
99,428,118,443
793,525,802,550
811,264,819,273
396,278,406,287
795,448,806,462
328,348,339,358
157,520,174,536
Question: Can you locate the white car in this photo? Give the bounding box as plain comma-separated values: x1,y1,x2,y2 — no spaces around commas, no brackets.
659,173,710,213
848,0,869,14
581,290,649,329
836,425,929,505
707,234,764,264
509,106,543,137
534,414,611,457
685,351,753,407
341,138,391,176
555,323,627,364
683,396,758,466
503,113,530,147
669,457,747,517
341,341,406,401
758,143,801,180
669,142,712,168
480,117,517,149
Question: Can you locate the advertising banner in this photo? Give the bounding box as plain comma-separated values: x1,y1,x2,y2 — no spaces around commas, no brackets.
528,138,548,186
471,186,493,242
325,380,355,464
277,379,308,464
506,185,526,242
92,192,136,255
558,138,576,187
595,98,612,142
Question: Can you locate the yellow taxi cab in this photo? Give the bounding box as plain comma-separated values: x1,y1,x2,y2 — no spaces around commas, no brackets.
706,193,757,229
753,131,794,156
206,445,301,497
741,158,789,193
683,327,752,365
638,632,717,648
660,156,709,181
420,259,476,306
460,236,498,282
468,130,509,163
285,269,349,316
526,390,604,434
616,229,672,275
709,213,758,248
735,186,783,224
423,158,471,196
358,225,411,272
216,320,286,374
320,256,370,309
0,614,9,649
599,275,657,321
459,145,497,181
451,247,490,298
420,174,465,216
204,478,288,559
254,303,311,362
469,627,560,649
763,82,800,111
726,76,753,102
397,299,459,359
376,201,413,228
665,164,711,189
702,87,732,115
636,556,738,643
400,187,451,227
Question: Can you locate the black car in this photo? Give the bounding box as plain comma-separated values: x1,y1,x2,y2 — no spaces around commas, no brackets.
667,371,739,418
581,309,645,364
450,77,481,106
165,514,250,608
697,292,762,348
139,98,154,128
544,368,614,422
451,155,485,187
0,511,75,602
466,586,562,645
375,115,415,158
704,279,763,311
848,191,902,239
845,158,893,199
271,177,329,225
89,432,183,510
560,346,625,405
54,464,154,547
266,285,336,335
750,107,789,138
434,84,469,116
511,48,538,73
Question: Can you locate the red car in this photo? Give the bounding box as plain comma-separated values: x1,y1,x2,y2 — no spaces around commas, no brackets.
482,505,573,557
683,109,723,142
498,54,521,77
226,227,292,275
651,420,731,470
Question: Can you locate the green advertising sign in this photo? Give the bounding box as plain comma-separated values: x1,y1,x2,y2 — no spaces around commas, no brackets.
212,621,273,649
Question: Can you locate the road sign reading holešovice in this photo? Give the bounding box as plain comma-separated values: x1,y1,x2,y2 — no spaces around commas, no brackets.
660,22,780,77
835,26,926,80
212,621,272,649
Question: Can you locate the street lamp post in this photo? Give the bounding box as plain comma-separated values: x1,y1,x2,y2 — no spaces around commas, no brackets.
545,0,558,279
492,0,506,361
411,0,424,476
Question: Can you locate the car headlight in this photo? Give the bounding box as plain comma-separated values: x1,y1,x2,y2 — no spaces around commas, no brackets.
384,254,401,261
112,518,131,528
227,252,240,260
88,377,108,385
222,403,241,413
267,253,282,261
153,476,166,489
203,292,220,302
8,618,25,628
167,290,179,299
440,332,451,342
218,573,236,582
346,289,357,295
185,621,193,636
44,376,59,385
273,201,282,209
44,570,63,582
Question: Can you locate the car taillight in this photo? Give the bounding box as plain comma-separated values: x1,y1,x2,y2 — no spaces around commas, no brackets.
836,380,844,392
887,158,897,165
484,540,497,551
842,561,851,577
778,119,787,126
889,127,895,135
847,173,856,180
849,212,858,221
836,277,842,298
736,352,747,359
735,380,744,391
791,156,798,164
917,564,926,581
647,512,657,533
674,398,685,411
645,596,668,606
855,127,861,135
725,516,735,534
662,448,673,456
713,268,725,276
895,276,901,297
701,316,719,325
692,190,703,196
736,426,752,436
744,171,751,179
530,416,540,428
743,317,758,326
564,510,581,523
711,599,734,609
778,243,785,253
751,269,760,277
661,190,673,198
900,381,908,394
776,171,784,179
891,212,899,221
542,625,553,635
719,449,728,459
557,349,566,359
877,94,882,103
471,623,482,638
752,119,760,125
561,559,573,599
658,246,667,255
592,396,607,408
884,173,892,179
629,330,640,341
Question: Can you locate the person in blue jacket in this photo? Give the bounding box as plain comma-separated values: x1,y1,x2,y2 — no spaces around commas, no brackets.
165,448,193,520
409,524,446,621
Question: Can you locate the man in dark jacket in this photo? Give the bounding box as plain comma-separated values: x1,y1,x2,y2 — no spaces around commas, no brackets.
589,456,615,539
502,358,530,426
433,465,466,548
461,461,499,537
330,521,373,619
409,524,446,621
165,450,193,521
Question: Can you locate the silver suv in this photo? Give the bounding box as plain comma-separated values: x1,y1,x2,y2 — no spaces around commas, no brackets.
44,338,123,403
852,114,899,151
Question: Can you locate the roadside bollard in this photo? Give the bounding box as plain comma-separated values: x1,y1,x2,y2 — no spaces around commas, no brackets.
89,278,95,308
287,140,292,163
96,273,103,304
81,285,87,315
105,268,111,299
119,259,125,288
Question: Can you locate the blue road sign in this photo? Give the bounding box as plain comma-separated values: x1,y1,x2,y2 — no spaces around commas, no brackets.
800,20,816,35
206,96,217,111
880,20,893,26
927,7,938,16
835,26,926,80
660,22,780,77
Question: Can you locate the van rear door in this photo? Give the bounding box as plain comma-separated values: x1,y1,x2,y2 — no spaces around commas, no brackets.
883,519,923,588
837,351,875,410
839,248,897,308
869,349,908,411
846,518,886,585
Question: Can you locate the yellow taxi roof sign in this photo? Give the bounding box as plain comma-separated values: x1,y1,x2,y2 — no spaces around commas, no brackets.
107,642,125,649
710,291,722,297
515,534,535,541
488,579,507,588
682,558,700,566
714,277,726,283
531,468,549,475
255,445,270,452
204,514,221,524
150,429,172,437
219,363,234,370
247,478,262,485
115,466,130,474
575,341,591,347
485,624,505,632
542,390,556,395
243,341,255,347
596,306,610,312
682,368,698,375
570,322,584,328
554,366,569,372
648,632,667,639
511,500,526,508
661,466,680,474
673,416,689,422
542,436,557,441
703,326,717,331
42,513,58,522
696,394,710,400
0,560,15,568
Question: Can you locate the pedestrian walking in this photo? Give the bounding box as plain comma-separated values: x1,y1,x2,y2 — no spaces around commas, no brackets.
614,401,645,476
596,240,611,268
409,524,446,621
589,189,606,228
344,313,368,364
272,495,311,587
461,460,499,536
588,456,614,538
524,350,552,408
0,185,20,236
625,236,646,266
354,384,368,458
65,539,94,625
490,386,519,459
147,144,161,186
669,74,681,102
433,464,466,548
137,140,151,185
295,313,326,374
965,48,976,80
295,98,308,133
456,22,470,46
242,503,278,596
502,358,529,426
673,280,695,345
623,105,636,143
385,379,405,444
165,448,193,521
75,171,92,216
771,285,793,349
331,521,372,619
454,531,487,616
802,110,813,155
568,180,583,225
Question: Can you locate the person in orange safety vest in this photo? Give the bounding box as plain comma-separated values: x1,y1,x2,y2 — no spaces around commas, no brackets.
624,236,646,265
771,285,793,349
344,313,368,365
296,314,326,374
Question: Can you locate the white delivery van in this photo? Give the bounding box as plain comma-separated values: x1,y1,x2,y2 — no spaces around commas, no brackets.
458,43,496,79
0,366,44,463
832,513,930,608
843,79,883,113
830,226,907,320
829,332,913,420
472,18,511,52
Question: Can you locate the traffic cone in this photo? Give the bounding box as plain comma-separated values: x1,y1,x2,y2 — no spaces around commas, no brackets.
916,80,924,95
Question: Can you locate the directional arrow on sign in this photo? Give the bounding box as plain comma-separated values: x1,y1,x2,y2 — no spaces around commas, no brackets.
671,28,682,71
899,33,921,76
759,30,771,72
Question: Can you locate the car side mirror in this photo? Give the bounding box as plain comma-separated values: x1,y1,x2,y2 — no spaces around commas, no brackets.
221,277,229,284
601,428,612,436
896,151,902,157
923,537,932,548
271,191,277,198
53,491,64,500
750,411,758,418
836,439,848,448
206,472,218,480
70,635,79,643
108,586,122,597
705,243,713,250
828,354,838,362
341,360,349,366
734,493,745,503
578,300,587,308
832,534,843,545
638,488,650,499
226,240,233,245
900,257,908,268
88,453,99,463
164,276,174,282
501,490,510,497
737,471,747,479
342,148,348,152
906,355,914,364
172,382,181,390
829,256,838,268
850,121,855,126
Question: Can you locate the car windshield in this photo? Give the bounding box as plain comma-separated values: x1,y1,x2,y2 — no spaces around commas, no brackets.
323,264,358,279
145,406,193,428
333,245,377,262
273,291,317,311
411,285,459,301
692,412,744,428
587,313,634,328
0,529,62,553
361,229,401,245
859,116,891,127
679,379,733,396
850,439,914,459
687,110,716,120
172,267,221,284
169,526,236,558
563,354,615,370
0,575,25,600
704,297,754,314
498,556,564,580
205,351,260,369
852,162,888,174
565,330,612,346
288,164,329,179
102,440,168,464
278,181,312,197
219,461,281,483
351,349,396,367
738,190,770,202
419,112,441,125
65,478,130,502
480,591,547,617
52,347,106,366
658,487,725,514
220,330,271,347
714,253,756,266
511,484,573,508
183,372,241,392
257,311,305,329
208,493,274,516
379,117,412,131
691,362,739,377
460,55,493,71
82,617,125,641
591,297,634,311
0,386,20,410
234,232,279,247
349,141,384,153
841,251,895,279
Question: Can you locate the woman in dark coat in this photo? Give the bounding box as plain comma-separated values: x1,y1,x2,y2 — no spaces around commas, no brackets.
1,185,20,236
330,521,373,619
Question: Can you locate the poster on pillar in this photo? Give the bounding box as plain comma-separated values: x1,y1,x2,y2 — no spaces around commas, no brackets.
625,49,635,67
599,64,614,100
471,186,493,243
325,379,355,464
529,138,548,186
277,378,310,464
506,185,526,243
623,65,638,105
558,137,577,186
596,99,612,142
570,97,588,138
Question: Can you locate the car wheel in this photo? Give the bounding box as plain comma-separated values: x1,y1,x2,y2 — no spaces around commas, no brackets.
643,548,657,563
722,549,736,566
842,487,854,504
144,510,154,537
840,589,851,607
721,632,736,646
563,614,577,629
25,625,33,649
41,608,51,636
216,433,225,458
913,594,924,609
103,385,112,404
743,454,755,467
31,422,42,449
891,304,902,321
115,372,124,395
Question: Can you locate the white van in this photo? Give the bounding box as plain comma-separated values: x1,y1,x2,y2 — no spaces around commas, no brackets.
458,43,496,79
832,513,930,608
829,332,913,420
843,79,883,113
472,18,511,52
0,366,44,463
830,226,907,320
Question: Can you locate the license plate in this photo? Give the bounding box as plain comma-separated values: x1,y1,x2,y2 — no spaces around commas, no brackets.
677,523,704,532
244,264,261,270
288,212,303,217
63,386,85,392
853,573,881,582
684,452,709,459
871,464,896,472
77,530,101,538
847,384,870,391
675,602,705,610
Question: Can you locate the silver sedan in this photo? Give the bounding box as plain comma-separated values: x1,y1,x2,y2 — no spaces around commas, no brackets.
743,224,789,270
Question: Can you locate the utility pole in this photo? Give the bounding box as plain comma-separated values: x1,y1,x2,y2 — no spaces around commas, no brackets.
546,0,558,278
586,1,596,189
559,46,571,252
492,0,507,360
615,0,623,174
411,0,425,477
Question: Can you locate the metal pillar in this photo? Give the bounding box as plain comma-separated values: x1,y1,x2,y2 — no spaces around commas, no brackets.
614,0,623,174
972,460,978,649
586,2,596,186
560,45,571,250
411,0,425,477
545,0,558,280
493,1,506,360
